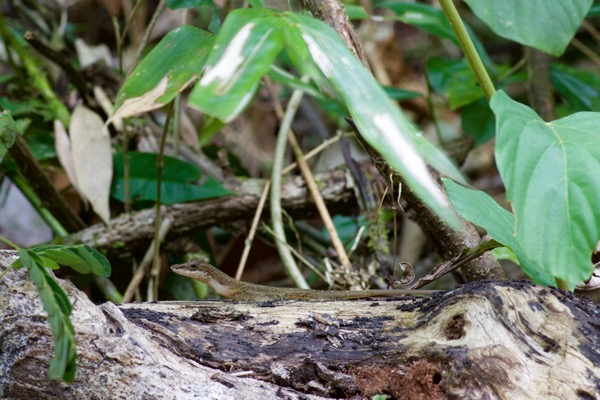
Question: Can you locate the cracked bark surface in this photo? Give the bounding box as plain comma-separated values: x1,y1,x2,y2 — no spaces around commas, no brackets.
1,250,599,399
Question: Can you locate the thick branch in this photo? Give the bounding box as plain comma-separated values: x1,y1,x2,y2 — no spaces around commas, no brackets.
62,166,358,255
528,48,556,121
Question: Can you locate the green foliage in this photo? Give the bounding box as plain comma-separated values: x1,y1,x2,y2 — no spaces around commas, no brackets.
32,245,111,276
184,8,465,228
18,249,77,382
551,64,600,112
320,215,367,251
444,179,554,286
167,0,209,8
446,90,600,288
492,91,600,288
111,152,232,205
187,9,285,121
10,245,111,382
344,5,370,20
460,98,495,145
371,395,389,400
112,25,214,117
382,87,422,101
463,0,594,56
166,0,221,32
115,8,466,228
0,98,56,121
428,58,483,109
377,1,457,43
426,57,529,144
0,110,17,163
378,1,493,69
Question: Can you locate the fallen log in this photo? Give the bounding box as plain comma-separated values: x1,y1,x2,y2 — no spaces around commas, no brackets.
1,250,599,399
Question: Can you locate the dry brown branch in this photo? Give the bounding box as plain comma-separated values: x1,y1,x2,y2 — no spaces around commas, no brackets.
63,165,360,255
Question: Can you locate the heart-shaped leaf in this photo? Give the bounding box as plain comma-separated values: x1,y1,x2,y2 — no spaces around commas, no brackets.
444,179,555,286
492,90,600,287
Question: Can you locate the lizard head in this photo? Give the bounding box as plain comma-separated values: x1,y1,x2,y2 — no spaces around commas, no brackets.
170,260,214,282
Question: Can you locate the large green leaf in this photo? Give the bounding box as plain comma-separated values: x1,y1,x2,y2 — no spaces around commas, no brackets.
111,152,232,204
111,26,214,121
18,249,77,382
492,90,600,287
187,9,285,121
188,8,465,228
444,179,555,286
283,12,465,228
464,0,594,56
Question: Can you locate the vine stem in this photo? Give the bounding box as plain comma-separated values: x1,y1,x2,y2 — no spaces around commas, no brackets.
438,0,496,101
269,79,310,289
0,235,19,250
149,101,175,299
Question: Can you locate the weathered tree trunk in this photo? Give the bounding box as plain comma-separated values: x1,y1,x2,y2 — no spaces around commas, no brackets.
1,249,599,399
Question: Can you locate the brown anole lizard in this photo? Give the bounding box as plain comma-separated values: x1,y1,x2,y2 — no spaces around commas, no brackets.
170,260,440,301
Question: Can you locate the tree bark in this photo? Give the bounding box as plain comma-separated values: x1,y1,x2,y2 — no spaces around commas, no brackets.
1,250,599,399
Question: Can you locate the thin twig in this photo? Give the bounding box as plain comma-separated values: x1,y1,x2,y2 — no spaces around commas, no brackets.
281,133,346,174
235,181,270,280
149,102,175,300
260,224,328,283
235,133,346,280
120,0,146,45
571,37,600,67
122,217,173,303
582,20,600,45
6,172,69,236
267,79,353,273
411,238,503,289
527,48,556,121
127,0,167,75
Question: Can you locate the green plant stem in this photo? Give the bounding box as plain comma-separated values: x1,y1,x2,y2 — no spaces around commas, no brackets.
93,276,123,303
123,128,132,214
149,102,174,299
438,0,495,101
270,86,310,289
7,172,68,236
0,14,70,125
0,235,19,250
